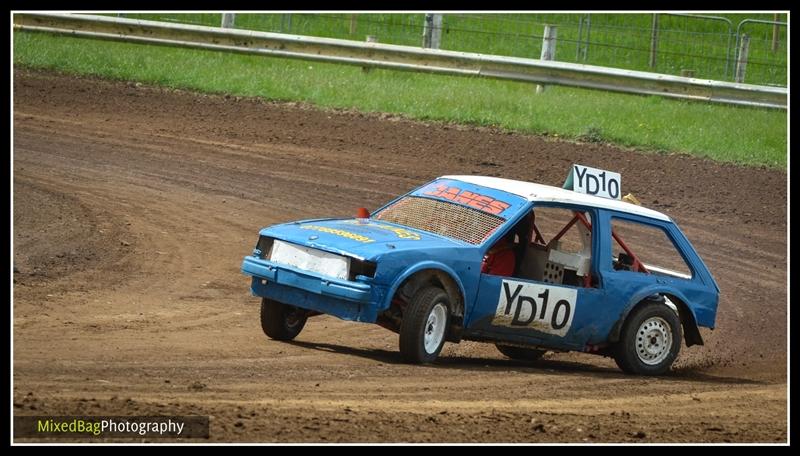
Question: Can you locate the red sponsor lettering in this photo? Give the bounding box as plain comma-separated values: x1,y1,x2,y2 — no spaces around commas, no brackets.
453,190,476,205
468,195,493,211
423,184,510,215
423,184,448,198
488,200,511,215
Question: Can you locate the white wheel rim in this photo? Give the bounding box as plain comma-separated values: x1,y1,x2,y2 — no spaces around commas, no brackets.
636,316,672,366
424,303,447,355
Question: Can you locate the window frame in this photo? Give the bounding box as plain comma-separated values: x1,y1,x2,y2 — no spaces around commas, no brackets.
605,213,697,282
487,202,602,289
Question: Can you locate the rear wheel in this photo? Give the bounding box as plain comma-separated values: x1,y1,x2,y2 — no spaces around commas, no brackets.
260,298,307,341
495,344,547,362
399,286,450,364
614,301,681,375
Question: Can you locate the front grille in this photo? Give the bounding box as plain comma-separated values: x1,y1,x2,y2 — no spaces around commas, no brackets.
375,196,505,245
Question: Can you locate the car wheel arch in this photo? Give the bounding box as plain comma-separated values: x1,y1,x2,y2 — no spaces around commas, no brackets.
385,263,466,341
609,288,703,348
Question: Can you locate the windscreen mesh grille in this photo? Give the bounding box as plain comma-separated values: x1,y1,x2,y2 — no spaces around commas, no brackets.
375,196,505,245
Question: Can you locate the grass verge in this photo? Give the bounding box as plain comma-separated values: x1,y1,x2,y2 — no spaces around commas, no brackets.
13,31,787,168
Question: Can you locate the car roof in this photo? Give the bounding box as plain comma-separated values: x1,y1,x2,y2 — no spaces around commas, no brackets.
443,175,671,222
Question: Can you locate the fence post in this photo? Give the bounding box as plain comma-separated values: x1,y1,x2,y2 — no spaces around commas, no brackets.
431,14,442,49
349,14,357,35
649,14,659,69
771,13,780,51
221,13,235,29
583,14,591,61
735,33,750,83
363,36,378,73
422,14,433,48
422,14,442,49
575,14,591,61
536,25,557,94
281,14,292,33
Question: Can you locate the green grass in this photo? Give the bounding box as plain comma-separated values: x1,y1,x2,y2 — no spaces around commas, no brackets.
13,31,787,168
115,12,788,86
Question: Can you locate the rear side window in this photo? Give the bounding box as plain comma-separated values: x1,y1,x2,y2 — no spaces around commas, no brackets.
610,217,692,280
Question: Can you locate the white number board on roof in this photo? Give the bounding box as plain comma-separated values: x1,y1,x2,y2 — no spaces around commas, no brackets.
565,164,621,200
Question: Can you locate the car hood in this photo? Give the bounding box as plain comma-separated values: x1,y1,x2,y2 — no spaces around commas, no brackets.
260,218,468,260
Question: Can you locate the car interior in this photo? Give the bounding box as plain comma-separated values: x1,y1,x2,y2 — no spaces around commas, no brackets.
491,206,679,287
501,208,597,288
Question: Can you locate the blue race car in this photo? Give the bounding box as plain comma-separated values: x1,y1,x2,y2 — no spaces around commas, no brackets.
241,174,719,375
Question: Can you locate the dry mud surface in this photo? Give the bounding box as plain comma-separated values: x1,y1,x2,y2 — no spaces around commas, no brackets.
13,69,787,443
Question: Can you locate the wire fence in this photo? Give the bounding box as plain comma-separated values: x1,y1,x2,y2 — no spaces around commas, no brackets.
117,13,788,86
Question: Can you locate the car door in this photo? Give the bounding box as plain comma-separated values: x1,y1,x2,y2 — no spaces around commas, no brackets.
464,204,607,351
594,211,714,338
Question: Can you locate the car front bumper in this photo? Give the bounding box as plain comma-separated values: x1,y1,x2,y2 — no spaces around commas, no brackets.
241,256,379,322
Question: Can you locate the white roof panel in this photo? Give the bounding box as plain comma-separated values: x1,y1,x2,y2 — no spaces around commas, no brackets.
443,175,670,222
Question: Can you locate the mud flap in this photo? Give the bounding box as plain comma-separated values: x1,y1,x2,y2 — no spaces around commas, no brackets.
679,306,704,347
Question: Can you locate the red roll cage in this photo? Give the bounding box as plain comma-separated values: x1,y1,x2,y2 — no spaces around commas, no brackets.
530,210,649,287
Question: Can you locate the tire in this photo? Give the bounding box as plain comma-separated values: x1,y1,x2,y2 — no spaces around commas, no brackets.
399,286,450,364
613,301,682,375
260,298,307,341
495,344,547,362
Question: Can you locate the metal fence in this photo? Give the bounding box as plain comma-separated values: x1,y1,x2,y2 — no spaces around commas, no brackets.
734,19,788,85
118,12,788,87
16,13,785,109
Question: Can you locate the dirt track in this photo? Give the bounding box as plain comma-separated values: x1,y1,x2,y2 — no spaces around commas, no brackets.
12,69,787,443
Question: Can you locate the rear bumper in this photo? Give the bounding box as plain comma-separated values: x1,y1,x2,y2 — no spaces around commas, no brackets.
241,256,377,321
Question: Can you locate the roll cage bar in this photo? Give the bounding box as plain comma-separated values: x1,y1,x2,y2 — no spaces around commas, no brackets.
528,209,649,288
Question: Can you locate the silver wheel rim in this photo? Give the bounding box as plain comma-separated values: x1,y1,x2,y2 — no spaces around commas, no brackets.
424,303,447,355
636,316,672,365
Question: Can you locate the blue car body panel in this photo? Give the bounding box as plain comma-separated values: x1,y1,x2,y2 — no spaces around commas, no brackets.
242,176,720,352
466,273,607,350
258,217,470,261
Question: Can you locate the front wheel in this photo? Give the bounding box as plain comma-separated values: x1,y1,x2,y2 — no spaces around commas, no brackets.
614,301,682,375
260,298,307,341
399,286,450,364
